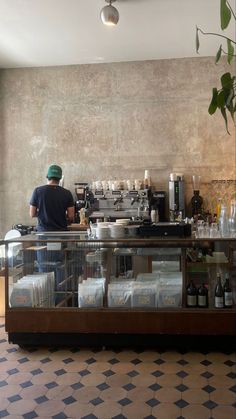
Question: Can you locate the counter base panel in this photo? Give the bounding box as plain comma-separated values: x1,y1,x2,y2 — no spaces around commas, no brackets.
5,309,236,337
8,332,236,350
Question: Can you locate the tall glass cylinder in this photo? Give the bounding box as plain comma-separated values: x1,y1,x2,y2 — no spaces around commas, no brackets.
218,204,229,237
229,201,236,237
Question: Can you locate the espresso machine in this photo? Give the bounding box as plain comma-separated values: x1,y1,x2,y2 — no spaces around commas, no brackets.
89,188,150,221
169,173,185,221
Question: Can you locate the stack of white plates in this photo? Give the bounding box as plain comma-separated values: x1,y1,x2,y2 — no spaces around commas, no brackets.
115,219,130,226
109,224,125,238
96,225,110,239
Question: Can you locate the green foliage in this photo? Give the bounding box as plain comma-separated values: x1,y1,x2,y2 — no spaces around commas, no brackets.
196,0,236,134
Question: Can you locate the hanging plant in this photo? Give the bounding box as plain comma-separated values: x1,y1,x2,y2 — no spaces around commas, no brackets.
196,0,236,134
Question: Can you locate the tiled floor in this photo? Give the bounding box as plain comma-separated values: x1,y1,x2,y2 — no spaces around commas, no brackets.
0,318,235,419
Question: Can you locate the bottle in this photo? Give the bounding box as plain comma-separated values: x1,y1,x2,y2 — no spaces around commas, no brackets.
223,273,233,308
186,279,197,307
216,198,222,223
214,273,224,308
197,281,208,308
191,190,203,217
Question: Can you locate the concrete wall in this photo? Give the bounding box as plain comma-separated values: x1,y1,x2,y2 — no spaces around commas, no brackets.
0,57,235,236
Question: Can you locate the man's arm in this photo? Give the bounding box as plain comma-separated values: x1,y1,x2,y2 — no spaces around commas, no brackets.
67,206,75,223
29,205,38,218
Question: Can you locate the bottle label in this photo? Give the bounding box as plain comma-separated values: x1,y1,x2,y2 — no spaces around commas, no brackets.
198,295,207,307
224,292,233,306
187,295,197,306
215,296,224,308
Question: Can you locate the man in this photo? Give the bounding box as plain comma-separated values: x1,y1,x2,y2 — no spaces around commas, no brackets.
29,164,74,231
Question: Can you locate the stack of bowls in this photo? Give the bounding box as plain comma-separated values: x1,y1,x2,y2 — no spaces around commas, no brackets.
96,223,110,239
109,224,125,239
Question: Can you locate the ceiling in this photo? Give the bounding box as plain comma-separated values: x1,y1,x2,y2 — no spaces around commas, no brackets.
0,0,234,69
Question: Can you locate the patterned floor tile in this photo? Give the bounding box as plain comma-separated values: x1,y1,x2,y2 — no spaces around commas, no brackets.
182,388,209,404
20,384,48,399
79,372,104,386
101,387,127,402
34,399,65,417
73,386,101,403
122,400,152,418
132,373,156,387
93,401,122,419
0,319,235,419
210,388,236,404
153,387,180,403
106,374,131,387
7,398,37,415
0,397,10,410
212,405,236,419
125,386,154,402
152,402,181,418
181,404,211,419
209,373,236,387
64,400,95,418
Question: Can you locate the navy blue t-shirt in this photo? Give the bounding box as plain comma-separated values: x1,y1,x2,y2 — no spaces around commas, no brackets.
30,185,74,231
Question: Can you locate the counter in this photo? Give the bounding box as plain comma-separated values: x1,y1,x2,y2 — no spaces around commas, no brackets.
3,234,236,346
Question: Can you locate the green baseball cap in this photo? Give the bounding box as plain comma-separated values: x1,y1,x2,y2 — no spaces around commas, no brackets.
47,164,62,179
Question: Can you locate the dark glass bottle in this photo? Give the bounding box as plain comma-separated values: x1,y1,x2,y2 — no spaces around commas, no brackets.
223,274,233,308
191,190,203,217
198,281,208,308
214,273,224,308
186,279,197,307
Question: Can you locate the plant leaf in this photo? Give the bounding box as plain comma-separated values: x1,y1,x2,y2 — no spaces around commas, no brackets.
221,0,231,30
195,26,200,53
215,45,222,63
226,88,234,107
226,100,235,122
208,88,218,114
220,107,230,134
221,72,233,89
217,90,226,108
227,39,234,64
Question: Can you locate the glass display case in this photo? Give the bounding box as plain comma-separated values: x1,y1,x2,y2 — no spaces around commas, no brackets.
3,233,236,346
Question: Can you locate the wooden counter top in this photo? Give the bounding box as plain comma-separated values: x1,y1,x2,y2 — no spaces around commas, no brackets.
68,223,88,231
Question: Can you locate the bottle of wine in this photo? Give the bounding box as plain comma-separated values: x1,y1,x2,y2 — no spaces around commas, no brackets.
198,281,208,308
223,273,233,308
186,279,197,307
214,273,224,308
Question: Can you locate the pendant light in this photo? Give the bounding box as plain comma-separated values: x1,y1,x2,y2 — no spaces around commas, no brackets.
100,0,119,26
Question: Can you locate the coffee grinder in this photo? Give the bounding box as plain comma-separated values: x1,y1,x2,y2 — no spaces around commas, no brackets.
74,183,94,223
169,173,185,221
191,175,203,217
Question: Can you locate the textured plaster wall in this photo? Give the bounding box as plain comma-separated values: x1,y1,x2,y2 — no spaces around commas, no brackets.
0,57,235,236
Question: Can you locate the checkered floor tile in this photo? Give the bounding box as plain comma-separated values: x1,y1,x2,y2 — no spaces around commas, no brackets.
0,318,235,418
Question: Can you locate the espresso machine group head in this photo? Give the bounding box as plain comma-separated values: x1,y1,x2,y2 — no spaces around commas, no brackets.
168,173,185,221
